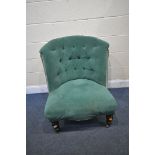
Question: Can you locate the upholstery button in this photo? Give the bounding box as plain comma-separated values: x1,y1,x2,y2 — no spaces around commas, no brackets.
77,56,80,59
69,57,72,60
74,67,77,70
83,45,86,49
65,68,67,72
59,58,62,62
83,67,85,70
90,68,94,71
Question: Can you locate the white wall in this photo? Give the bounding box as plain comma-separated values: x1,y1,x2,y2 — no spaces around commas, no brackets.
26,0,129,91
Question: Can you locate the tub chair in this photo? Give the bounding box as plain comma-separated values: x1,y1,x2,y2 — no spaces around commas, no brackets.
40,36,117,132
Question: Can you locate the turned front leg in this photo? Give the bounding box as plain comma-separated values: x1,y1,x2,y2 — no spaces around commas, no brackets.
51,121,60,132
106,114,113,127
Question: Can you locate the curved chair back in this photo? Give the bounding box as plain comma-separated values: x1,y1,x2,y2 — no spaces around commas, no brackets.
40,35,109,92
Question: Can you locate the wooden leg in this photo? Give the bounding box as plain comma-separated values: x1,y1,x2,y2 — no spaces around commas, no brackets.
51,121,60,132
106,114,113,128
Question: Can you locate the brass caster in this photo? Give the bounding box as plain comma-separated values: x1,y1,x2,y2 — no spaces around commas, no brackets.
106,124,110,128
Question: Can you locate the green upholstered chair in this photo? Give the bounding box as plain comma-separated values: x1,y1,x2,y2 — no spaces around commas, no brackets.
40,35,117,132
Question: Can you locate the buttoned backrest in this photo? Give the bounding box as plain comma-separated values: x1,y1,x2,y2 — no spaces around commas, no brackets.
40,36,109,92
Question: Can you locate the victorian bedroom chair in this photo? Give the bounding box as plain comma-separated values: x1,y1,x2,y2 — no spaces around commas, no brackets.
40,35,117,132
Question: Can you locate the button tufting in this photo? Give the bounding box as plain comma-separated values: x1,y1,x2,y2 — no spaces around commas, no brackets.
83,45,86,49
94,45,97,48
40,36,109,93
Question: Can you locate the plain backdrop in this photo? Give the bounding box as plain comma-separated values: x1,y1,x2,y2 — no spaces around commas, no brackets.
26,0,129,90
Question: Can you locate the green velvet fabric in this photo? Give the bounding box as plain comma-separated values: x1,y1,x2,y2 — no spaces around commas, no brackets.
40,35,109,91
44,79,117,121
40,35,117,121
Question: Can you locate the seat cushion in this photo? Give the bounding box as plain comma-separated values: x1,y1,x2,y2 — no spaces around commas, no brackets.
44,79,117,121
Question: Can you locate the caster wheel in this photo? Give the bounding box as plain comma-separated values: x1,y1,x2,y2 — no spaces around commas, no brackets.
53,125,60,132
106,124,110,128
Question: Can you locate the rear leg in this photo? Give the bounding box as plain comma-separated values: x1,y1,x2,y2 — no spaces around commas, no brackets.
106,114,113,128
